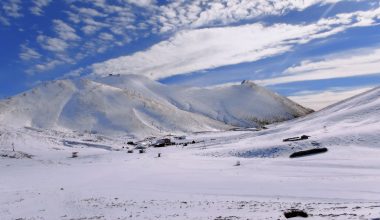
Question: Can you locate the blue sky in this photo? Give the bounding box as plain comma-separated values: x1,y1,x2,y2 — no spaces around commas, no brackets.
1,0,380,109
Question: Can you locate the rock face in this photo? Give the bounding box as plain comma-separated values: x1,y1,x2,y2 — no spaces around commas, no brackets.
0,74,312,137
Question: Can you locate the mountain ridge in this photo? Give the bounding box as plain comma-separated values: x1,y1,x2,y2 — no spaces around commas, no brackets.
0,74,312,137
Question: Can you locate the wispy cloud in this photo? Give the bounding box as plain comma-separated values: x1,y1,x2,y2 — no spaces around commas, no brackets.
91,6,380,79
22,18,81,74
19,44,41,61
153,0,341,33
17,1,134,73
92,23,293,78
30,0,52,16
34,59,64,72
99,32,114,41
0,0,22,25
36,35,69,52
260,46,380,85
0,0,51,25
2,0,22,18
0,15,10,25
22,0,149,74
125,0,156,8
53,19,80,41
76,7,105,18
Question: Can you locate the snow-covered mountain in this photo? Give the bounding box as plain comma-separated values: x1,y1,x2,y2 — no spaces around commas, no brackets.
0,74,311,137
0,83,379,220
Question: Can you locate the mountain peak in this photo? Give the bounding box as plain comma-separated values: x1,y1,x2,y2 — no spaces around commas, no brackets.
241,80,257,86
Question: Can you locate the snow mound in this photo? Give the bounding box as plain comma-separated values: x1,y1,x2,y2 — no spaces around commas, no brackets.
0,150,33,159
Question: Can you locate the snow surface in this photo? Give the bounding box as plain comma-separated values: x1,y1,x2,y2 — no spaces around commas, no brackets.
0,85,379,219
0,74,311,138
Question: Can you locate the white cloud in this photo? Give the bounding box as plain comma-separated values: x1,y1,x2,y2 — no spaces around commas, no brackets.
37,35,69,52
91,23,294,78
25,20,80,74
1,0,50,26
21,0,148,74
19,44,41,61
0,15,10,26
53,19,80,41
34,59,64,72
99,32,114,41
154,0,342,33
288,86,374,110
26,54,75,74
30,0,52,16
25,59,65,75
80,17,108,35
125,0,156,8
69,2,137,34
62,67,85,78
82,25,100,35
2,0,22,18
66,11,81,24
259,47,380,85
91,7,380,79
77,7,105,17
23,0,144,73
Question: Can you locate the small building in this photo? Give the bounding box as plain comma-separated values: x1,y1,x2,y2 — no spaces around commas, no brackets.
135,141,148,149
153,138,173,148
174,135,186,140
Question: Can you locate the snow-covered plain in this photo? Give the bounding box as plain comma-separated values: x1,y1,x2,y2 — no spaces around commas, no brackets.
0,86,380,219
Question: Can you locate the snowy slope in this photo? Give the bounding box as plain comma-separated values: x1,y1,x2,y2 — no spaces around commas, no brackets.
97,75,313,125
0,74,311,137
165,80,312,127
289,86,380,130
0,78,229,137
210,86,380,158
97,75,312,127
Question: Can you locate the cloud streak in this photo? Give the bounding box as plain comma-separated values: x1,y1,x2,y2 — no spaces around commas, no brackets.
91,6,380,80
260,46,380,85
